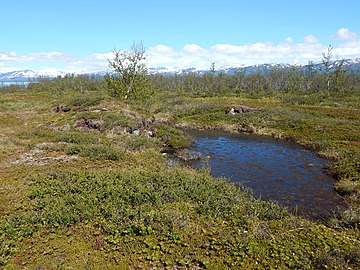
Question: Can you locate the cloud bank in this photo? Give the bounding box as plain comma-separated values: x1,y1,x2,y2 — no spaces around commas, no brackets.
1,28,360,73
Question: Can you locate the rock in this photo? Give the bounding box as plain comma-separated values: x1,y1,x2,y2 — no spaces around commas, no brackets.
48,122,72,132
74,119,87,128
226,105,262,114
228,108,236,115
74,119,104,131
146,130,155,138
140,117,155,129
175,149,202,162
86,119,102,130
52,105,71,113
132,129,140,136
161,134,170,146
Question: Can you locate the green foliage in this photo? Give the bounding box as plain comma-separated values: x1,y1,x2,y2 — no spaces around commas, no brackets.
54,130,98,144
125,136,160,151
2,167,359,268
155,123,192,148
148,60,359,98
1,66,360,268
63,145,81,155
321,45,350,93
65,94,104,110
101,112,138,129
79,144,123,161
29,74,104,97
105,42,152,102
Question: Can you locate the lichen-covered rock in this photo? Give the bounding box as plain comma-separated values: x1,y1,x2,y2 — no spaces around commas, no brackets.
52,105,71,113
225,105,262,114
74,119,105,132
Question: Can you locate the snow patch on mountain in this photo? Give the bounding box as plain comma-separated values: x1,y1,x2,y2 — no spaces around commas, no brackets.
0,69,67,82
1,58,360,82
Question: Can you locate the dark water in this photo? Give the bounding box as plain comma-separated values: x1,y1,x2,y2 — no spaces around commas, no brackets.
186,129,345,220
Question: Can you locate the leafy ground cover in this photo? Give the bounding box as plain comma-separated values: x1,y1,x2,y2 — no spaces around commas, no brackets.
0,86,359,269
152,92,360,225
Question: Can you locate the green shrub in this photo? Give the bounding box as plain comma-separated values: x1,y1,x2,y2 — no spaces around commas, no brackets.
102,112,137,129
80,145,122,161
54,131,98,144
64,145,81,155
125,136,159,151
155,123,192,148
66,95,104,109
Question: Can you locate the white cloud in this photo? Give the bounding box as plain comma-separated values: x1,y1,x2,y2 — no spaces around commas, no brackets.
211,44,245,54
1,29,360,73
334,28,358,41
28,52,76,62
182,44,207,55
285,37,293,43
0,51,76,62
0,52,19,61
148,44,175,55
303,35,318,44
333,40,360,57
87,52,114,61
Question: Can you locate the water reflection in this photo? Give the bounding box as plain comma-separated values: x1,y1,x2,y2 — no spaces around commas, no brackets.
186,129,345,220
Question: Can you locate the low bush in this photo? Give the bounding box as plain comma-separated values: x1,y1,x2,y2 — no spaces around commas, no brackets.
54,130,98,144
155,123,192,148
66,94,104,109
79,144,123,161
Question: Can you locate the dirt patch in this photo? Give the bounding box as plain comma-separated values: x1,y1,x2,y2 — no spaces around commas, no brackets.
12,148,77,166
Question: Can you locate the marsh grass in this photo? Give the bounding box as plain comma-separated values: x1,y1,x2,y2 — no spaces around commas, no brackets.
155,123,192,148
65,94,105,110
161,95,359,200
2,167,359,268
1,82,359,268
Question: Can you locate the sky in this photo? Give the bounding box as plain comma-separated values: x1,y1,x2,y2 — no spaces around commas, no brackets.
1,0,360,73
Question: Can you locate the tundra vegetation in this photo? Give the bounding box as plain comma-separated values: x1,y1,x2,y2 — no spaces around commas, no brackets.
0,46,359,269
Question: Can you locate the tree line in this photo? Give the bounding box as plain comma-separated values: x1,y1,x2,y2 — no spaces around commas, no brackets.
11,43,358,102
104,43,360,102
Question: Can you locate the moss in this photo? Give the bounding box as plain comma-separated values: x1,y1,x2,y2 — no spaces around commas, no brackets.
155,123,192,148
65,94,104,109
1,81,359,268
3,168,359,269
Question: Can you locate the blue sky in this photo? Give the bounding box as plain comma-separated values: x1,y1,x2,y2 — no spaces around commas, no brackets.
1,0,360,73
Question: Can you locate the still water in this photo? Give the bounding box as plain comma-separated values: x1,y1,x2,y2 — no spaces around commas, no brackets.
186,129,345,220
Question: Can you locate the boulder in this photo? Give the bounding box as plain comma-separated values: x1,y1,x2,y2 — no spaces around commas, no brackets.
74,119,104,132
226,105,261,114
52,105,71,113
132,129,140,136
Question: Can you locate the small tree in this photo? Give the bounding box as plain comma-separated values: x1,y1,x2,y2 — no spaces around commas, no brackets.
320,44,348,93
204,62,216,96
321,45,333,93
105,42,150,102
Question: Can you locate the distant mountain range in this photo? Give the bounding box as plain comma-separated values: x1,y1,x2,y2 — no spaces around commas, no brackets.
0,70,67,83
1,58,360,83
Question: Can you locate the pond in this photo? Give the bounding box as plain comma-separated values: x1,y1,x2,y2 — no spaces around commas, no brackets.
185,129,345,220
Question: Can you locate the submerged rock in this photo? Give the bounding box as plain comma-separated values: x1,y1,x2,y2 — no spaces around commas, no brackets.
175,149,202,162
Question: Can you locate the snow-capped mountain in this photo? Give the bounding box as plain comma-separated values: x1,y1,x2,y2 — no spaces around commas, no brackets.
0,69,67,82
1,59,359,83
